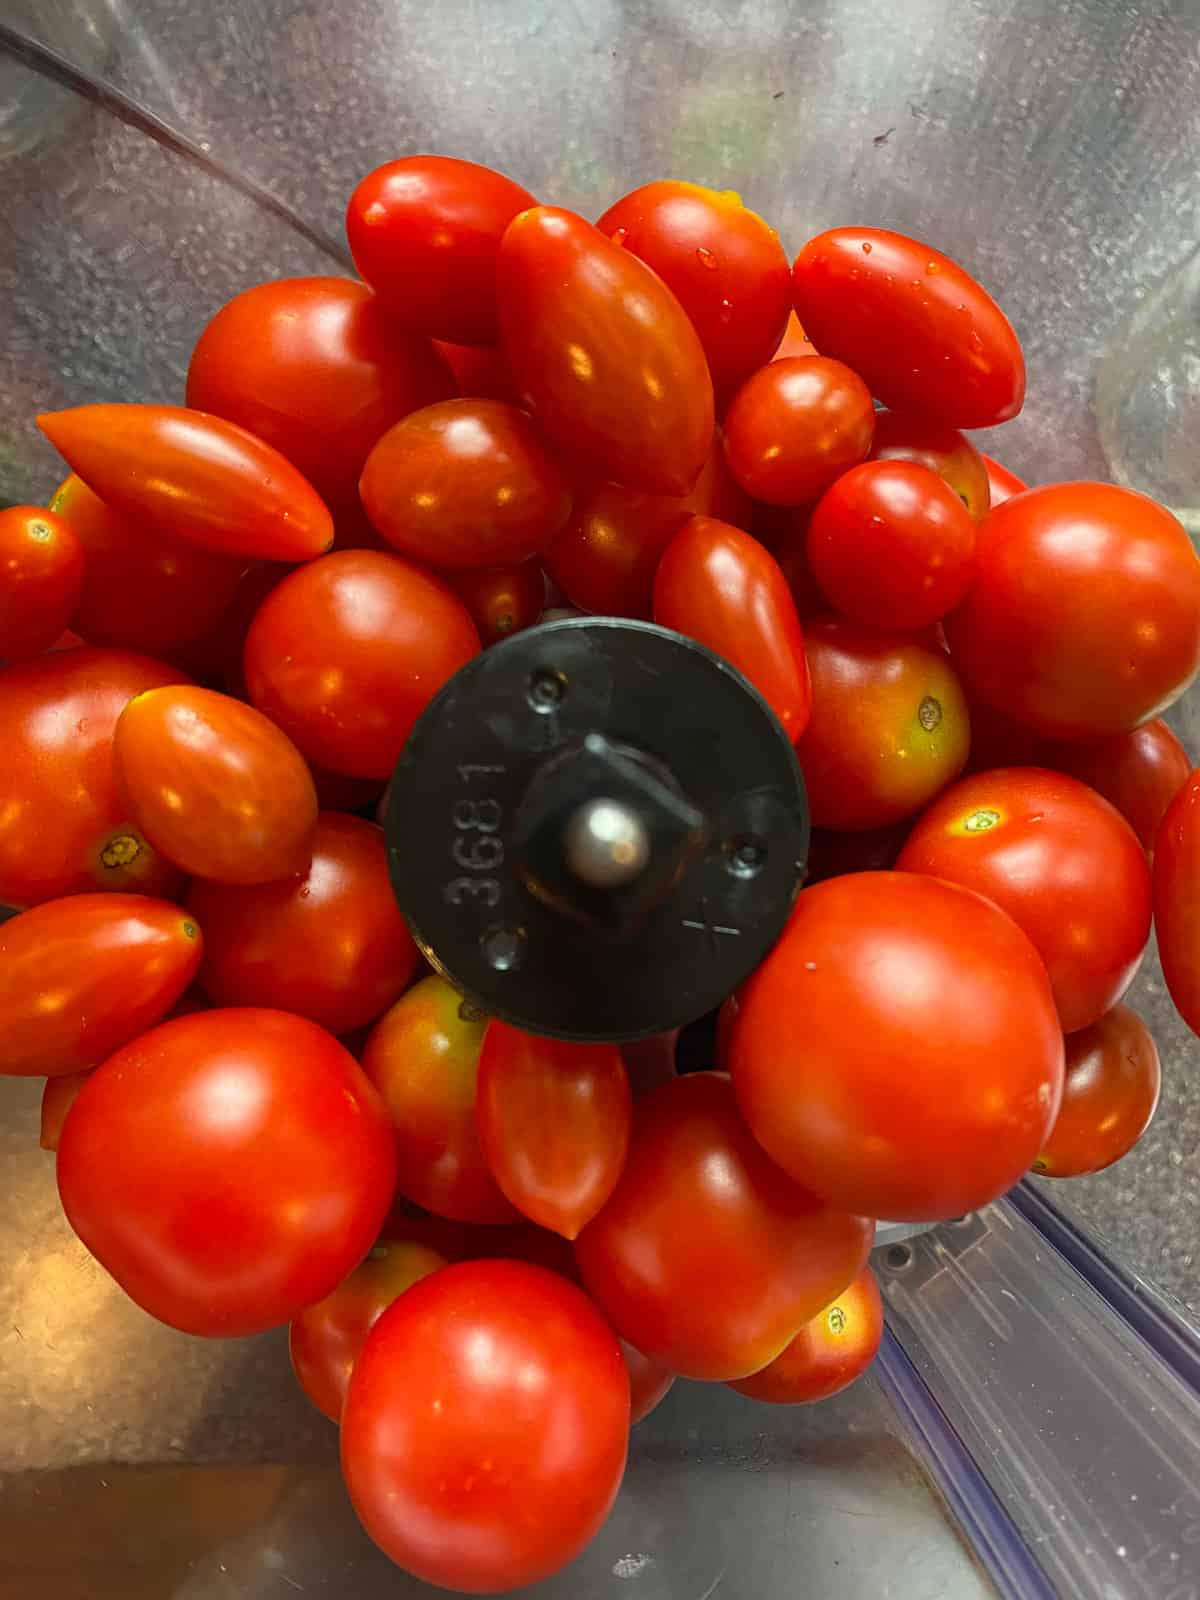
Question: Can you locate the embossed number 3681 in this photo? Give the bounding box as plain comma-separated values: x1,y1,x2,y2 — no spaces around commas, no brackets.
445,796,504,907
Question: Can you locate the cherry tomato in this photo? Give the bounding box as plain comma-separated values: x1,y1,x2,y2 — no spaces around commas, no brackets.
729,1264,882,1404
1036,719,1191,853
731,872,1064,1220
57,1008,397,1336
445,561,545,644
433,340,522,404
0,647,187,908
497,206,714,495
723,356,874,505
869,409,991,521
289,1238,447,1422
38,405,333,562
545,433,749,618
576,1072,873,1381
244,550,480,779
898,768,1151,1032
113,685,318,884
188,812,418,1033
1034,1004,1161,1179
476,1023,632,1239
772,309,815,360
945,483,1200,739
0,894,200,1076
342,1260,629,1593
39,1070,90,1153
596,180,791,403
807,460,977,630
653,515,811,738
347,156,536,346
797,619,970,829
1153,768,1200,1037
359,399,571,567
791,227,1025,427
981,453,1027,506
186,276,455,514
0,505,84,659
362,976,518,1224
623,1340,677,1425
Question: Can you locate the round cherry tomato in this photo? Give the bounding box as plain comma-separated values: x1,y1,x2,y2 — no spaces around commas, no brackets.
476,1022,632,1239
653,515,811,738
0,505,84,659
445,561,545,644
898,768,1151,1032
1153,767,1200,1036
945,483,1200,739
362,976,518,1224
0,894,200,1076
806,460,977,630
497,206,714,495
1034,1004,1160,1179
57,1008,397,1336
729,1264,882,1404
576,1072,873,1381
797,619,970,829
1036,719,1191,853
869,409,991,521
596,180,791,403
791,227,1025,427
186,276,455,513
113,685,318,885
49,475,244,657
244,550,480,779
981,453,1027,506
38,405,333,563
433,340,522,404
545,433,749,618
341,1260,629,1593
39,1070,90,1153
347,156,536,346
731,872,1064,1220
359,399,571,567
772,309,815,361
289,1238,447,1422
0,646,187,908
188,812,419,1033
723,356,874,505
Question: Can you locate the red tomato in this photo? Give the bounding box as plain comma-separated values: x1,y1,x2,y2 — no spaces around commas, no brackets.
362,976,518,1224
497,206,714,495
433,340,522,404
445,561,545,644
341,1260,629,1593
869,409,991,521
1034,1004,1160,1179
289,1238,447,1421
1153,768,1200,1036
0,505,84,659
0,895,200,1076
797,619,970,829
982,453,1027,506
0,647,187,908
186,276,455,513
1035,719,1191,853
623,1340,677,1425
244,550,480,778
113,685,318,884
653,515,812,738
359,399,571,567
806,460,977,630
723,356,875,505
596,180,791,403
50,475,244,657
38,405,333,563
545,433,749,618
898,768,1151,1032
729,1264,882,1404
731,872,1064,1220
347,156,536,346
576,1072,873,1381
772,309,815,360
476,1023,632,1239
945,483,1200,739
57,1008,397,1336
791,227,1025,427
39,1070,90,1153
188,813,419,1033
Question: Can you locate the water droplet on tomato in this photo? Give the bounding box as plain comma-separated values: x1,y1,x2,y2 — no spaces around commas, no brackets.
610,227,628,247
927,261,940,274
718,298,734,322
696,246,718,270
861,241,873,254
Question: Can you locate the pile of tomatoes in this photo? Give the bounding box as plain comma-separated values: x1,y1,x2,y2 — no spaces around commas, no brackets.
3,153,1200,1595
